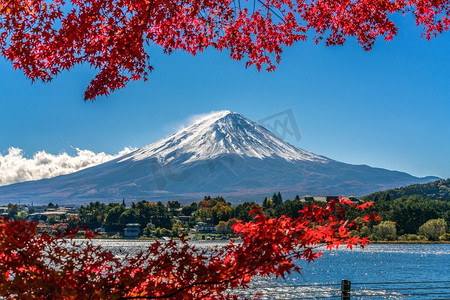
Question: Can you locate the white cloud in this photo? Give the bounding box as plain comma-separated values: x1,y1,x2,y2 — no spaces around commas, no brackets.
0,147,135,186
170,110,232,133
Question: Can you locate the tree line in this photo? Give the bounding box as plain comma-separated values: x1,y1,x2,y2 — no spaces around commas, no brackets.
74,191,449,241
362,178,450,202
5,190,449,240
354,194,449,241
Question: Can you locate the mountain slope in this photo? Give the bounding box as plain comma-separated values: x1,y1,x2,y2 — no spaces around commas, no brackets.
362,178,450,201
0,111,439,204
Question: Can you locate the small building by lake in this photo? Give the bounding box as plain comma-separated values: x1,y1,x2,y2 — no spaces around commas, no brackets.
301,195,360,203
195,222,216,233
0,206,8,217
301,196,347,202
124,223,141,237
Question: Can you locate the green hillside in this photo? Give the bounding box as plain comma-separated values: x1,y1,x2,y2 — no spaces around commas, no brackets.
362,178,450,202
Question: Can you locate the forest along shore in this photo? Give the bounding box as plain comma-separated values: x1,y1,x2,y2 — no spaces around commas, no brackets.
3,192,450,242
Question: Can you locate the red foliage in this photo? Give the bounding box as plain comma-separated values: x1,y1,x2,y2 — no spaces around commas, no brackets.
0,0,448,100
0,199,375,299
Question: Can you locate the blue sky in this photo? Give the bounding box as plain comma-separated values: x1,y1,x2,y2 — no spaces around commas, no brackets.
1,15,449,180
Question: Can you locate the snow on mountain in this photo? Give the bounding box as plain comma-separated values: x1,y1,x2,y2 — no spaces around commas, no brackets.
0,111,440,205
123,110,327,164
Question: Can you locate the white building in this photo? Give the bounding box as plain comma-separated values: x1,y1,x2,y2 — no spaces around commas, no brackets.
195,222,216,233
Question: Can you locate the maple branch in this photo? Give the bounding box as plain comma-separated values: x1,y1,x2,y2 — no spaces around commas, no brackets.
12,248,56,298
256,0,285,22
130,242,318,299
232,0,237,19
144,0,154,25
121,267,256,299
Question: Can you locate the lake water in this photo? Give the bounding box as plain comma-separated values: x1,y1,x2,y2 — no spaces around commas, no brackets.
89,240,450,299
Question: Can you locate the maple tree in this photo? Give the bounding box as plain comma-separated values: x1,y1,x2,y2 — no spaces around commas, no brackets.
0,198,379,299
0,0,448,100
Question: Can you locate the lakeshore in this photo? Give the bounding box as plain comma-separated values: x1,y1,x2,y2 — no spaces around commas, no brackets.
3,194,449,244
89,234,450,244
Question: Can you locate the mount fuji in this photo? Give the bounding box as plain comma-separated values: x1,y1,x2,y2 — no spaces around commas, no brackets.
0,111,438,204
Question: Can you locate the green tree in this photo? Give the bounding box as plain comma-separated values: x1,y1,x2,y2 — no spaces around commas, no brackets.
78,202,110,229
269,192,283,207
154,227,172,238
234,202,259,222
211,203,234,225
132,201,156,228
398,234,425,241
46,215,61,224
16,211,28,220
194,197,233,225
7,203,20,219
262,197,273,209
171,223,186,237
418,218,447,241
276,192,283,205
272,193,279,206
215,221,229,235
373,221,397,241
388,196,444,234
167,201,181,217
181,202,198,216
119,208,140,227
362,179,450,202
143,222,156,237
359,226,371,238
132,202,173,230
215,219,238,235
274,199,305,219
103,205,126,231
168,201,181,210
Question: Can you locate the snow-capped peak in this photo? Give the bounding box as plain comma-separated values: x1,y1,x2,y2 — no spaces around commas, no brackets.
122,111,328,164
